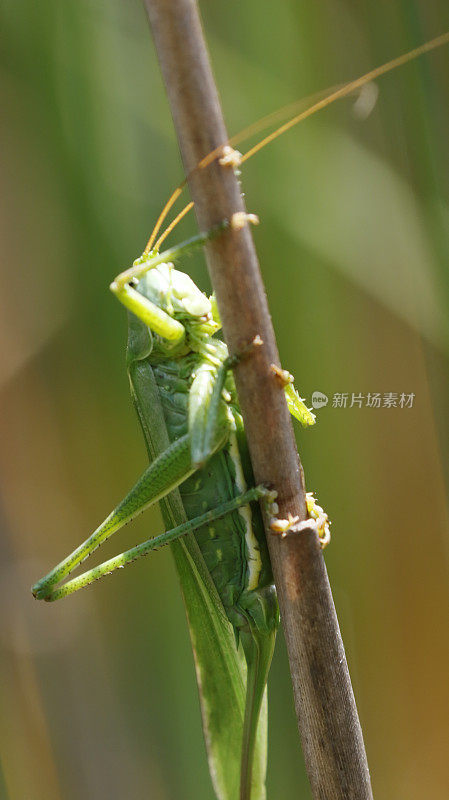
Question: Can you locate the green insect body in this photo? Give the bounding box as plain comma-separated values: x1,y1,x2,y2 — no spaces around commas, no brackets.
32,242,316,800
132,266,280,797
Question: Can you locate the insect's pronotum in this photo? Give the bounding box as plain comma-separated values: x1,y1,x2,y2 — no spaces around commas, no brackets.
32,31,449,800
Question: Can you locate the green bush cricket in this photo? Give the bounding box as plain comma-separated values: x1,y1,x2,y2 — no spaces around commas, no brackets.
32,31,449,800
32,227,320,800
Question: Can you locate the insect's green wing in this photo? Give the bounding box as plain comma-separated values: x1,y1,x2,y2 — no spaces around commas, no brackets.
170,538,268,800
127,312,268,800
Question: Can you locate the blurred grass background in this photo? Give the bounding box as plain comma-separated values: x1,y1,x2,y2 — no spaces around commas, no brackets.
1,1,449,797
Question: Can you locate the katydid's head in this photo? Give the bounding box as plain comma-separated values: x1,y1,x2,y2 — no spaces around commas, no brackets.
131,263,221,354
111,257,223,357
139,264,216,323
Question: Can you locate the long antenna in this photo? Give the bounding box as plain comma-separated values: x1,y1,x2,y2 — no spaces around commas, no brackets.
240,30,449,164
154,201,194,252
142,92,332,254
144,184,187,254
144,87,339,254
146,30,449,254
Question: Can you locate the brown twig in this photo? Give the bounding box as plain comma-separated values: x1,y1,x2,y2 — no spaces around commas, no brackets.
144,1,373,797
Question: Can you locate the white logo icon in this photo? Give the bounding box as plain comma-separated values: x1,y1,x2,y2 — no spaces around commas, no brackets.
311,391,328,409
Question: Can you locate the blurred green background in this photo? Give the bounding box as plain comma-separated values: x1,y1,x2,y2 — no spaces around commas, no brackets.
1,1,449,798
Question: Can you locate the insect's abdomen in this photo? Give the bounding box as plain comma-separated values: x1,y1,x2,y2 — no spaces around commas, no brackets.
181,449,249,612
153,357,275,632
